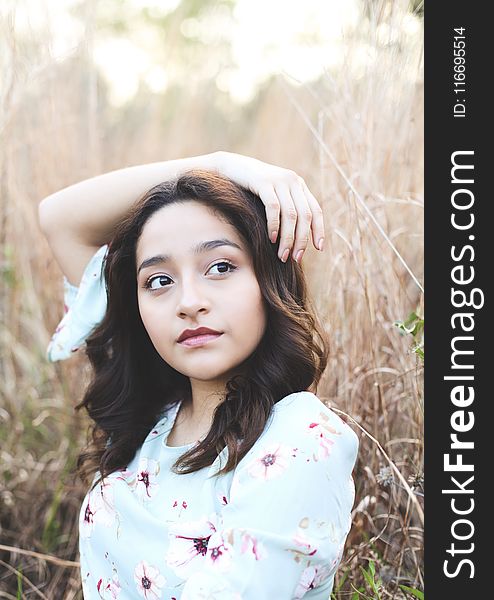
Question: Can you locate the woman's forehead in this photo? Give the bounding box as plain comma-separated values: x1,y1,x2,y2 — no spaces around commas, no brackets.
136,202,246,264
143,201,234,235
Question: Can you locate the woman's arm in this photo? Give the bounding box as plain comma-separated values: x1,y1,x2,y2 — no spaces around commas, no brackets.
38,153,222,247
38,151,324,286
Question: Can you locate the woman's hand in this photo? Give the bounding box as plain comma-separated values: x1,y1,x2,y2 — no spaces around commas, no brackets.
215,151,325,263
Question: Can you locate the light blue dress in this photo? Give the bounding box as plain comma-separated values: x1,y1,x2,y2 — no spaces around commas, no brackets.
47,246,359,599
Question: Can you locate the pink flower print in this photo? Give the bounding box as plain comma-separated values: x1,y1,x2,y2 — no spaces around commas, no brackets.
134,458,159,500
94,481,116,527
114,468,134,483
81,496,97,538
204,530,234,573
166,514,220,579
307,417,340,461
97,575,121,598
80,481,116,538
170,498,189,517
295,542,342,598
292,531,318,557
240,532,266,560
294,565,317,599
294,562,334,599
134,560,166,599
246,442,292,480
313,561,335,586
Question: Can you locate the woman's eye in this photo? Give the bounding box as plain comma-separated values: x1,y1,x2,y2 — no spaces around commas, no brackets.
144,261,237,292
208,261,237,275
146,275,172,290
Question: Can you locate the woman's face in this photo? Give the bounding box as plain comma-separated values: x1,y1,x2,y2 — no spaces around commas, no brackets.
136,201,267,387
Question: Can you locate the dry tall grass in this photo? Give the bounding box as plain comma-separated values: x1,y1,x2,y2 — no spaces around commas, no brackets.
1,1,423,598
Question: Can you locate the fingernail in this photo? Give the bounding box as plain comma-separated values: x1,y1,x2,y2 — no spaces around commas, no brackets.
270,231,278,243
318,237,325,251
295,249,304,263
281,248,290,263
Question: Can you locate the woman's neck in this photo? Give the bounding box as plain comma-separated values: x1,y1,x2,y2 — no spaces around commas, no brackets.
167,389,225,447
182,386,225,428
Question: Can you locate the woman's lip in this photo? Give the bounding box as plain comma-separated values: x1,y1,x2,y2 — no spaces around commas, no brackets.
179,333,223,347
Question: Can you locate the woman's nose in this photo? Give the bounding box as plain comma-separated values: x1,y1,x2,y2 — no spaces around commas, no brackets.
176,277,210,317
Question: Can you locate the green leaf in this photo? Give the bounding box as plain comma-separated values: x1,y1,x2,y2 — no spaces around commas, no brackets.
361,566,374,589
394,311,424,363
414,345,424,360
333,568,349,592
369,561,375,578
394,312,424,338
351,584,369,600
399,584,424,599
17,567,23,599
360,565,379,595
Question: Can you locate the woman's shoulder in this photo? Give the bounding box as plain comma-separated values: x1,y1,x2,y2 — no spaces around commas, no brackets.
267,390,359,462
272,390,348,427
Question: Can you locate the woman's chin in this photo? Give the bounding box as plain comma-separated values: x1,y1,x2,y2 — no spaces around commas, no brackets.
177,365,237,384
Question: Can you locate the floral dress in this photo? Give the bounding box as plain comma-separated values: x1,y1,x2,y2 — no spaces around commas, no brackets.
47,246,359,599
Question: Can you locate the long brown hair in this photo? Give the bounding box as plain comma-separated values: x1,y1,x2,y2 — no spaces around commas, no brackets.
76,170,329,488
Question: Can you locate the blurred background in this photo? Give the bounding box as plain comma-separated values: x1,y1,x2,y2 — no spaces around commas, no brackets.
0,0,423,598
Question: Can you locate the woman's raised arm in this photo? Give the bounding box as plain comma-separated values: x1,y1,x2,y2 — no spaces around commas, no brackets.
38,151,324,286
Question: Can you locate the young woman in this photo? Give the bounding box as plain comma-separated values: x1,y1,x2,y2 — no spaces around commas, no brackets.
39,152,359,599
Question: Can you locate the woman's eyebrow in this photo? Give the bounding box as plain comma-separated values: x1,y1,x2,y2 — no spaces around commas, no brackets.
137,238,243,274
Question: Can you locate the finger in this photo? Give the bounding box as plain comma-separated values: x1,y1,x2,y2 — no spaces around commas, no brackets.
288,179,313,263
301,179,325,251
258,184,281,244
274,183,297,262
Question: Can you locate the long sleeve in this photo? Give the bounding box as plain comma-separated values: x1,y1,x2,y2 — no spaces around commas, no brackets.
46,244,108,362
171,392,359,600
